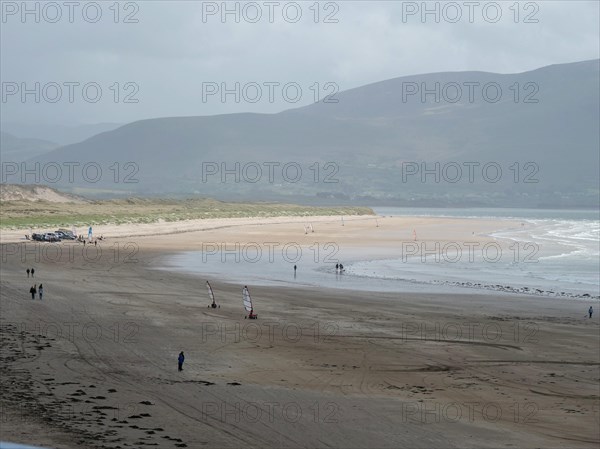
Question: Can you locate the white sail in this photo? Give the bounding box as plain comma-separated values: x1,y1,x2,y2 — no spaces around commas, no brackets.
206,281,215,302
242,286,253,312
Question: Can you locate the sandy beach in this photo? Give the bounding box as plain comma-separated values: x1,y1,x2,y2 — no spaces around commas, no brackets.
1,215,599,448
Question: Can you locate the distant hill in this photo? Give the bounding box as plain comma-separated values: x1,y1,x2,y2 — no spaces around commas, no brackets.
25,60,600,207
0,132,58,163
0,184,88,203
1,122,123,146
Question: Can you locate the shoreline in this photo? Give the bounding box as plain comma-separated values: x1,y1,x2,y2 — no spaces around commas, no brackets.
159,251,600,301
150,215,599,300
4,213,598,299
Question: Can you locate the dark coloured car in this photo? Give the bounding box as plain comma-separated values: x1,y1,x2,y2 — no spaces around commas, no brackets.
56,231,75,240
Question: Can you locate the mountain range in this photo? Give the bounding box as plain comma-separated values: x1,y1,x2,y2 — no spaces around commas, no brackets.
9,59,600,207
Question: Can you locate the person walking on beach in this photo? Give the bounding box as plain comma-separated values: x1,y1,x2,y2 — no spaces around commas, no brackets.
589,306,593,319
26,268,30,278
29,285,36,300
38,284,44,300
178,351,185,371
31,268,35,278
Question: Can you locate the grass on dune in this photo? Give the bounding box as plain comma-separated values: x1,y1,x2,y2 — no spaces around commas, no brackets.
0,198,374,230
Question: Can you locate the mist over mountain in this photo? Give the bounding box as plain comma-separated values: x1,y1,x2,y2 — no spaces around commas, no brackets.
0,122,123,146
21,60,600,207
0,132,58,163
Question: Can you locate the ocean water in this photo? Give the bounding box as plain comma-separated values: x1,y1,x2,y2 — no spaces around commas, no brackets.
374,206,599,221
350,207,600,298
163,208,599,300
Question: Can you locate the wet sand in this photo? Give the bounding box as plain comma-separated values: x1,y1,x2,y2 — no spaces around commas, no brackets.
1,216,598,448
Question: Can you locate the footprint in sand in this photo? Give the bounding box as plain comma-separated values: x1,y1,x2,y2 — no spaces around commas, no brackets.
94,405,118,410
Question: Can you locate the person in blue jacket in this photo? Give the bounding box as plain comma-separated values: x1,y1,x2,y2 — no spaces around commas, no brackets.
178,351,185,371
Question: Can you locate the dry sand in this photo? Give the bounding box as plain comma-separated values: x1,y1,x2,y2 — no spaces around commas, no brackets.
1,216,598,448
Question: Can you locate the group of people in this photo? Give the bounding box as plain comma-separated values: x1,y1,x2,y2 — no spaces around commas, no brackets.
25,268,43,300
335,263,345,273
77,235,105,245
29,284,43,300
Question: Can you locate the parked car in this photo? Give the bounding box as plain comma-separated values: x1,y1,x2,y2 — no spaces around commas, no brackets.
44,233,61,242
31,233,45,241
57,228,76,237
55,230,75,240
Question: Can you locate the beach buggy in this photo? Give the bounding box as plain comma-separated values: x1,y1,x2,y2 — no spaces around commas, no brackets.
243,286,257,319
206,281,220,308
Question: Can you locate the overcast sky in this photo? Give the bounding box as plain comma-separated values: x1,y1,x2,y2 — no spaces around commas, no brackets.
1,0,599,127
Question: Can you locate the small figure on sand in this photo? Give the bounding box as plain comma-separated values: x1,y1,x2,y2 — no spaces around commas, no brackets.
589,306,593,319
178,351,185,371
38,284,44,300
26,268,30,278
29,285,36,300
31,268,35,278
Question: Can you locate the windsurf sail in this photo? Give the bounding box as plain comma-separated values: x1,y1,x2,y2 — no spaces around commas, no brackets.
242,286,253,312
206,281,215,304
